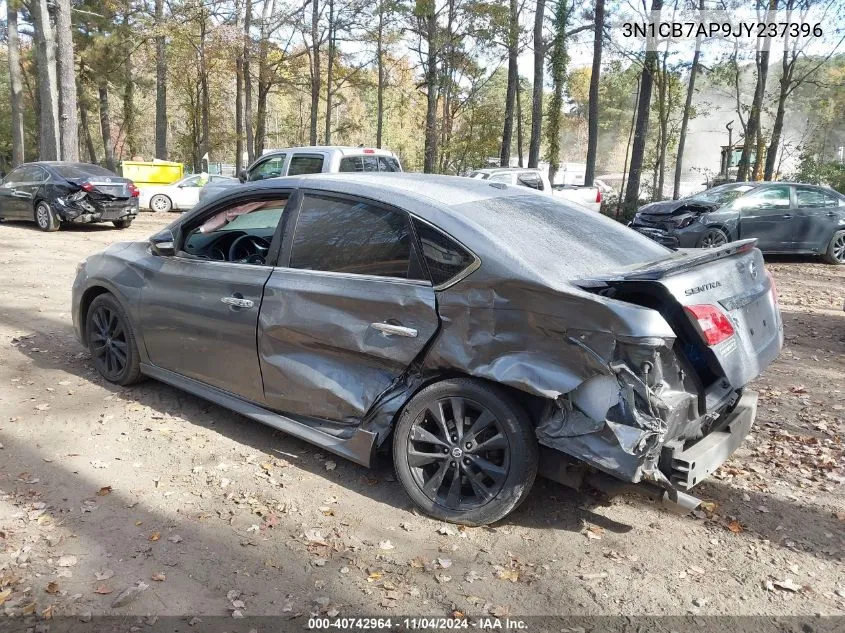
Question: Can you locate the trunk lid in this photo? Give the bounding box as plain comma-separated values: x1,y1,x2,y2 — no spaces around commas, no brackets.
579,240,784,389
67,177,132,200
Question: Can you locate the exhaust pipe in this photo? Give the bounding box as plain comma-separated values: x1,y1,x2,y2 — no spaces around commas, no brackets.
585,472,702,514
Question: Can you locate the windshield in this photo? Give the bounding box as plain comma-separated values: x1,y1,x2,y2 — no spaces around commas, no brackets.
691,183,755,205
53,163,118,179
199,199,287,233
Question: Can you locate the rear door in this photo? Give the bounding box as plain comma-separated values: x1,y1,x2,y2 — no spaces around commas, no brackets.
258,191,439,423
0,166,28,219
793,186,841,251
735,184,793,250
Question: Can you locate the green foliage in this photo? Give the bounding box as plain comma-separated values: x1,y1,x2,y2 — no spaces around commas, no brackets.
791,154,845,194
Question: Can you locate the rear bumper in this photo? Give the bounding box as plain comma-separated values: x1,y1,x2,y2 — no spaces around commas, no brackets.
53,198,139,223
666,391,757,490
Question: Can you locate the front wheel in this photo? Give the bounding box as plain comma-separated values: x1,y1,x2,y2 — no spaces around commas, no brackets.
35,201,60,232
149,194,172,213
113,218,133,229
822,230,845,265
86,294,142,386
699,227,729,248
393,378,538,526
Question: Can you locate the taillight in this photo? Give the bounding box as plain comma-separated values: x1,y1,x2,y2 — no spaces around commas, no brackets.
596,188,602,203
684,304,735,346
81,181,95,192
128,183,140,197
765,269,779,306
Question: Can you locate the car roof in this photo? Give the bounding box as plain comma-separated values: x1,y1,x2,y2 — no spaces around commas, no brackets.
259,146,397,157
474,167,540,174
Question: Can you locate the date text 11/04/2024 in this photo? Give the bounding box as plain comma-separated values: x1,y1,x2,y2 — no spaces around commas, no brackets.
307,617,529,630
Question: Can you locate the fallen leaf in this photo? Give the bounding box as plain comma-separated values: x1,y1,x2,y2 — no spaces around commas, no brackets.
489,604,512,618
496,568,519,583
409,556,426,569
111,582,149,607
21,601,37,615
0,589,11,605
97,486,113,496
434,573,451,583
57,555,77,568
367,571,383,582
42,604,55,620
94,569,114,581
167,534,183,543
151,572,166,582
437,558,452,569
325,461,337,471
464,570,483,583
46,581,59,594
94,583,113,595
149,532,161,541
378,540,395,551
699,501,717,513
727,520,744,534
772,578,803,592
436,525,456,536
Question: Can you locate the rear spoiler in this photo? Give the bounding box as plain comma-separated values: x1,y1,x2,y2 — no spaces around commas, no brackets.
579,239,758,285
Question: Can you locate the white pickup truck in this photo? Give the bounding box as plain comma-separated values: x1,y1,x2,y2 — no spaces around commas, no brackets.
469,167,602,212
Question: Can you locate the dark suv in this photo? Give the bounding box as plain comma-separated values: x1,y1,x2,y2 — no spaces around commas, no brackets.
630,182,845,264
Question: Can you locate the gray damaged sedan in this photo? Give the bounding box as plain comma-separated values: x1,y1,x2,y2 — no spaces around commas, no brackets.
72,174,783,525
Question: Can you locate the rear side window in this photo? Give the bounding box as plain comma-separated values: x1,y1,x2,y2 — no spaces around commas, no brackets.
796,187,826,207
288,155,324,176
378,156,401,172
517,172,544,191
290,195,424,279
338,155,400,173
412,219,477,286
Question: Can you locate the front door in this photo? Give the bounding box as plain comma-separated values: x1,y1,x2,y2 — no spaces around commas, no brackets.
173,175,203,209
138,194,291,403
258,192,439,423
793,186,841,251
736,184,794,251
0,166,28,219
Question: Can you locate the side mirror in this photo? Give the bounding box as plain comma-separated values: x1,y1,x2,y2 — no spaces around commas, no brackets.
238,169,248,183
150,229,176,256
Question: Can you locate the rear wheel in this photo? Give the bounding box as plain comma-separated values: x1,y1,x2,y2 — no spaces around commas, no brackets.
822,230,845,265
35,201,60,232
699,227,728,248
85,294,142,386
393,378,538,526
150,194,172,213
113,218,133,229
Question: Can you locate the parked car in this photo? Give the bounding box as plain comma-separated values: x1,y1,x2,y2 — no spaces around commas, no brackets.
72,173,782,525
469,167,602,212
199,146,402,202
139,174,236,212
630,181,845,264
0,162,139,231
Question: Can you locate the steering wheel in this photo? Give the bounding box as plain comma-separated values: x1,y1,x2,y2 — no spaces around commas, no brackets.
228,234,271,264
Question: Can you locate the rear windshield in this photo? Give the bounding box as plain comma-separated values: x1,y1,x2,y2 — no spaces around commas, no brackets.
52,163,117,179
453,195,670,278
339,155,402,173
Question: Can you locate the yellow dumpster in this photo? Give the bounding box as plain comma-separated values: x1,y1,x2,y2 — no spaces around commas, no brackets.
120,161,183,186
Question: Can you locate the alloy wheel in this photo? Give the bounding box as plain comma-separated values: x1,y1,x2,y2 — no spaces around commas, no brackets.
36,205,49,229
701,230,727,248
151,195,171,212
89,305,129,380
407,397,510,511
833,233,845,263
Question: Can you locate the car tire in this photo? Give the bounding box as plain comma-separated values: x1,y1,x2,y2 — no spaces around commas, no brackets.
34,201,60,232
85,294,143,386
113,218,133,229
150,194,172,213
822,230,845,265
393,378,538,526
699,227,729,248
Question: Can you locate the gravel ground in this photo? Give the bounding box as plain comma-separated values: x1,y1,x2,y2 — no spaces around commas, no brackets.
0,213,843,623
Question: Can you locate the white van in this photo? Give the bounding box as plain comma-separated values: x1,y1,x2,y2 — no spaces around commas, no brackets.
200,146,402,202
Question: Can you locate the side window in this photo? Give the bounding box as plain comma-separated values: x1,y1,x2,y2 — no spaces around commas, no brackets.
288,154,324,176
181,197,289,264
823,192,842,208
339,157,363,172
517,172,544,191
290,195,423,279
248,155,285,181
796,187,826,208
181,176,202,188
488,173,513,184
3,166,26,184
412,219,477,287
378,156,401,172
736,186,791,210
19,166,47,182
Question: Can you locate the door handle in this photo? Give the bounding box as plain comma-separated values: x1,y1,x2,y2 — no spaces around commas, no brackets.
827,212,838,217
781,214,792,219
371,322,418,338
221,296,254,309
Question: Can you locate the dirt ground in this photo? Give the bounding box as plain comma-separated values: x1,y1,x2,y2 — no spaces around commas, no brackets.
0,213,843,623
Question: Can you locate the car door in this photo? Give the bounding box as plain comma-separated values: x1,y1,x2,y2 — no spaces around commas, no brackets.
0,166,28,219
137,192,293,403
793,186,841,251
247,154,286,181
286,153,326,176
258,191,440,423
735,185,793,251
172,176,202,209
11,165,48,220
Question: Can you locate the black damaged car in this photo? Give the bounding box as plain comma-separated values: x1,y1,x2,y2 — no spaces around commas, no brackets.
630,182,845,264
0,162,139,231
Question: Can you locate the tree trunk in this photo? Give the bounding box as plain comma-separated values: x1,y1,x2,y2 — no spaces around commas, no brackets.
584,0,604,186
254,0,274,156
155,0,168,159
616,75,641,218
621,0,662,213
310,0,321,145
32,0,60,160
673,0,703,199
545,0,568,184
655,51,668,201
7,1,25,166
199,19,210,170
376,0,385,148
122,14,136,159
55,0,78,161
516,80,524,167
98,83,116,172
78,82,97,163
764,71,789,180
235,51,244,174
500,0,519,167
422,8,438,174
324,0,335,145
244,0,254,162
528,0,545,168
